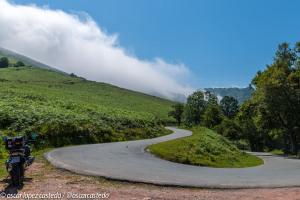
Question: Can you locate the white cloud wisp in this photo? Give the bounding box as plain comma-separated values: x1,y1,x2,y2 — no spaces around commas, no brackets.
0,0,194,100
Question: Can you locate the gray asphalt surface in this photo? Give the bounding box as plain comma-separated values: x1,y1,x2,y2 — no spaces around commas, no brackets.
45,127,300,188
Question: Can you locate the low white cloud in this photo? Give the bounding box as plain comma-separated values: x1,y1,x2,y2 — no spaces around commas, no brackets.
0,0,194,100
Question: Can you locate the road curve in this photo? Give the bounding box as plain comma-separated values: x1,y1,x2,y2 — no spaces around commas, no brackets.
45,127,300,188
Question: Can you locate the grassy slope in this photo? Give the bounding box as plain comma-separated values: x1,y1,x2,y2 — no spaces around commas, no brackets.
0,50,178,177
0,67,175,146
0,67,173,120
149,127,263,168
0,49,57,71
0,66,175,177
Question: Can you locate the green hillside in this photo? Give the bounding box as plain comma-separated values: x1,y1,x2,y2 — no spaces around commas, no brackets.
0,65,175,146
0,47,58,71
149,127,263,168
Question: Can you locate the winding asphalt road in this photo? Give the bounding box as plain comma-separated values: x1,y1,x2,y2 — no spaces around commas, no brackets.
45,127,300,188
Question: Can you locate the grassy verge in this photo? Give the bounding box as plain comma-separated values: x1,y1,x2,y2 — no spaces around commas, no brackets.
0,159,7,178
148,127,263,168
269,149,284,156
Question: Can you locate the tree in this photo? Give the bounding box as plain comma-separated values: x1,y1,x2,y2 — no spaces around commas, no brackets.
295,42,300,69
205,91,218,105
236,101,266,151
215,118,242,140
184,91,206,125
70,73,77,77
274,42,296,67
201,103,223,128
201,92,223,128
14,61,25,67
168,103,184,125
0,57,9,68
250,42,300,154
220,96,239,118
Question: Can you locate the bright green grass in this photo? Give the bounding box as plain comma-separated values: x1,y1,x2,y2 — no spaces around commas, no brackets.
0,155,7,178
149,127,263,168
0,67,174,121
0,67,175,146
0,64,176,178
269,149,284,155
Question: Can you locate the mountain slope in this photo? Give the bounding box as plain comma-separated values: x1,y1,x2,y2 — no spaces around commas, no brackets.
0,65,175,146
0,47,60,72
205,86,254,104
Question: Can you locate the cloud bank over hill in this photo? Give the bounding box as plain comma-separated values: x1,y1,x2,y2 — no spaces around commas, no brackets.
0,0,193,100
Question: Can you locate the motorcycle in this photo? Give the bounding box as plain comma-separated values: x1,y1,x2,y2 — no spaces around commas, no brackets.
4,135,35,186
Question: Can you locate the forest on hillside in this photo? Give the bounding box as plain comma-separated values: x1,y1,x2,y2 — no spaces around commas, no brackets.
169,42,300,155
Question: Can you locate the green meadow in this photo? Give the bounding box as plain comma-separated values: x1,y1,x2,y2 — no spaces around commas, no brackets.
149,127,263,168
0,66,174,147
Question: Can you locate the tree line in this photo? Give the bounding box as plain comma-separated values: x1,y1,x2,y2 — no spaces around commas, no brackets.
169,42,300,155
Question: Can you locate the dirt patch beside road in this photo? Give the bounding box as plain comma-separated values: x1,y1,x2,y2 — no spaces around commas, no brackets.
0,159,300,200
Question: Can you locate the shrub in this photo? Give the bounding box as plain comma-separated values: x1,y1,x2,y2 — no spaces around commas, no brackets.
214,118,242,140
0,57,9,68
14,61,25,67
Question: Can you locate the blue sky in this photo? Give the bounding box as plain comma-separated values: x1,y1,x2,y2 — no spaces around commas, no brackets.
12,0,300,88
